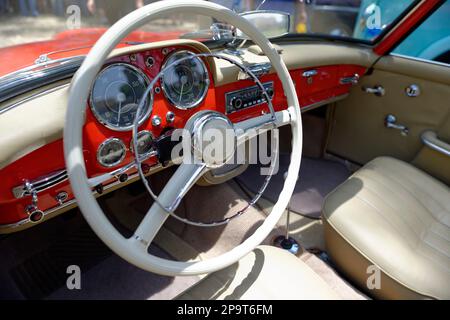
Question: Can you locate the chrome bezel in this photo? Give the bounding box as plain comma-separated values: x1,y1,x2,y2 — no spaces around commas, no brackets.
161,50,210,110
97,138,127,168
89,63,153,132
130,130,155,157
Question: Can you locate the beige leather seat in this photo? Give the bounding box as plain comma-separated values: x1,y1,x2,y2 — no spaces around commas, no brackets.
323,157,450,300
177,245,340,300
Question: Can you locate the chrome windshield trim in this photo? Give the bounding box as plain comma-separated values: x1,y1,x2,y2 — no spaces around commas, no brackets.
0,55,85,104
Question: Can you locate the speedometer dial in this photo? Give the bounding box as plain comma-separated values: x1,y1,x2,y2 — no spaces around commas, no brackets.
90,63,152,131
161,51,210,110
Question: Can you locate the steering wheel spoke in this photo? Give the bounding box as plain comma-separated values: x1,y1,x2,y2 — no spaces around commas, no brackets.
129,163,207,250
235,109,292,146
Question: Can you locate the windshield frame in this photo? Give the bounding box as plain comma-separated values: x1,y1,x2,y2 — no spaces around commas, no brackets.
273,0,423,46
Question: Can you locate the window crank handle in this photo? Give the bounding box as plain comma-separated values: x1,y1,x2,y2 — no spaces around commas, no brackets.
385,114,409,136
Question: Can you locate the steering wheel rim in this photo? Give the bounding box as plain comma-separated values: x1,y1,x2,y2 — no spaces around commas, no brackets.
64,0,303,276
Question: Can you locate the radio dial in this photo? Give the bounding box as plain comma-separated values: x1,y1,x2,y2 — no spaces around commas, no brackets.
231,97,243,109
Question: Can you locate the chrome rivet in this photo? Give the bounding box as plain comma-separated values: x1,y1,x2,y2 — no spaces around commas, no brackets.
130,54,137,62
152,115,162,127
162,48,169,55
166,111,175,123
154,87,161,94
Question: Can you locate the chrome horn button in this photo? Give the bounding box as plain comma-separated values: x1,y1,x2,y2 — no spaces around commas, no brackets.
187,111,236,169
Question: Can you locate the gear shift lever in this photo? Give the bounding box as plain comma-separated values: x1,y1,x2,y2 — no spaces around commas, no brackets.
273,172,301,255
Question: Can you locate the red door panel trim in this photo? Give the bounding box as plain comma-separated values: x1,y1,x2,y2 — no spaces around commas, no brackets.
374,0,444,56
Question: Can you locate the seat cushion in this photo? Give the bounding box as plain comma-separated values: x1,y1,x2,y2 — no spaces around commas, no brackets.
176,246,340,300
323,157,450,300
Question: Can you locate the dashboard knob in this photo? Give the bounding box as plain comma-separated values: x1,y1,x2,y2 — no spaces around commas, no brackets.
166,111,175,123
231,97,243,110
152,115,162,127
26,206,44,223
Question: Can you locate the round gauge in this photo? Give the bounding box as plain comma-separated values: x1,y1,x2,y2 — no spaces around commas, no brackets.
90,63,152,131
97,138,126,167
161,51,210,110
130,131,154,157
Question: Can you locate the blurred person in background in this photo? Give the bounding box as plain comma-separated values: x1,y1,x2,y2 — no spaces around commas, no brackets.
295,0,309,33
0,0,10,14
19,0,39,16
87,0,144,24
50,0,65,16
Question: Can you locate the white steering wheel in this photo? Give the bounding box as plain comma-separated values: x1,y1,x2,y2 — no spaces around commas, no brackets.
64,0,303,276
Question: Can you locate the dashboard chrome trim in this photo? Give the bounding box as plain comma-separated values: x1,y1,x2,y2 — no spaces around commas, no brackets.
12,169,68,199
89,63,153,132
160,50,210,110
0,160,169,234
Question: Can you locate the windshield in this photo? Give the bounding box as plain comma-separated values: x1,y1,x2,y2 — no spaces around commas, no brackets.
0,0,417,50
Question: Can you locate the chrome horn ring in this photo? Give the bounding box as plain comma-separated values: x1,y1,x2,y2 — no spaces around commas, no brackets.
132,52,279,227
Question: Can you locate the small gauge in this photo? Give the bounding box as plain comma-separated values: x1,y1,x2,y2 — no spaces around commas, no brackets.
130,131,154,157
97,138,126,167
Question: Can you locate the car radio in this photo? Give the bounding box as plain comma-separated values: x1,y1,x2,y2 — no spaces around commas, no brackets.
225,81,274,114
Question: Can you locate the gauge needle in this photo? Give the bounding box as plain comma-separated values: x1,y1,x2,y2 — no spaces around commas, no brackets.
117,92,126,124
179,83,184,103
117,100,122,124
179,75,187,103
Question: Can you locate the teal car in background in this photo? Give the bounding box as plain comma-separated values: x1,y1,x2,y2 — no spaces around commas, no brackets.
354,0,450,64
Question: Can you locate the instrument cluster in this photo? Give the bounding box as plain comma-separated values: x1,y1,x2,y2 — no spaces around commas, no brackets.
88,47,211,169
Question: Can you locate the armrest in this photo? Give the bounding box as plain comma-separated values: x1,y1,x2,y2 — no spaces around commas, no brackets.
421,130,450,157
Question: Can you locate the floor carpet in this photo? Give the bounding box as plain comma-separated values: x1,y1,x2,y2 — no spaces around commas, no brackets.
236,155,351,219
0,211,199,300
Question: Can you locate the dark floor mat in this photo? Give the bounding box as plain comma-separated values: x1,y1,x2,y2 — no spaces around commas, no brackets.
236,155,351,218
10,223,112,300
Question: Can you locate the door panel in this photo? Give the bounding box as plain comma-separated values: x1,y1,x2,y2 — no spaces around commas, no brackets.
327,55,450,183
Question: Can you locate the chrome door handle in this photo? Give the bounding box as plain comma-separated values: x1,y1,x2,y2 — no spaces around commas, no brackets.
363,85,385,97
302,70,318,78
302,69,318,84
385,114,409,136
421,130,450,157
340,74,360,86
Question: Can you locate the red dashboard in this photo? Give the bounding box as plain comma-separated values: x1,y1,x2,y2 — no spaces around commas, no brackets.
0,44,365,230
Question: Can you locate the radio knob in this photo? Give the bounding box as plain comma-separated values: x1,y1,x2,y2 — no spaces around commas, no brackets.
231,97,243,110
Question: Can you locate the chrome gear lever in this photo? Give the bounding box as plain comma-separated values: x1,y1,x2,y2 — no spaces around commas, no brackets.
273,172,301,255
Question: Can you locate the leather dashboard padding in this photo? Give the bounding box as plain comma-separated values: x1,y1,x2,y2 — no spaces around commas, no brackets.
327,55,450,166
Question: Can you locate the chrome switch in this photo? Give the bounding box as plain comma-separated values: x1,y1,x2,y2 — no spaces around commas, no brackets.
406,84,420,97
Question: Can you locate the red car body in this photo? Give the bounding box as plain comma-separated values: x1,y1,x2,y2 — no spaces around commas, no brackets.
0,28,184,77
